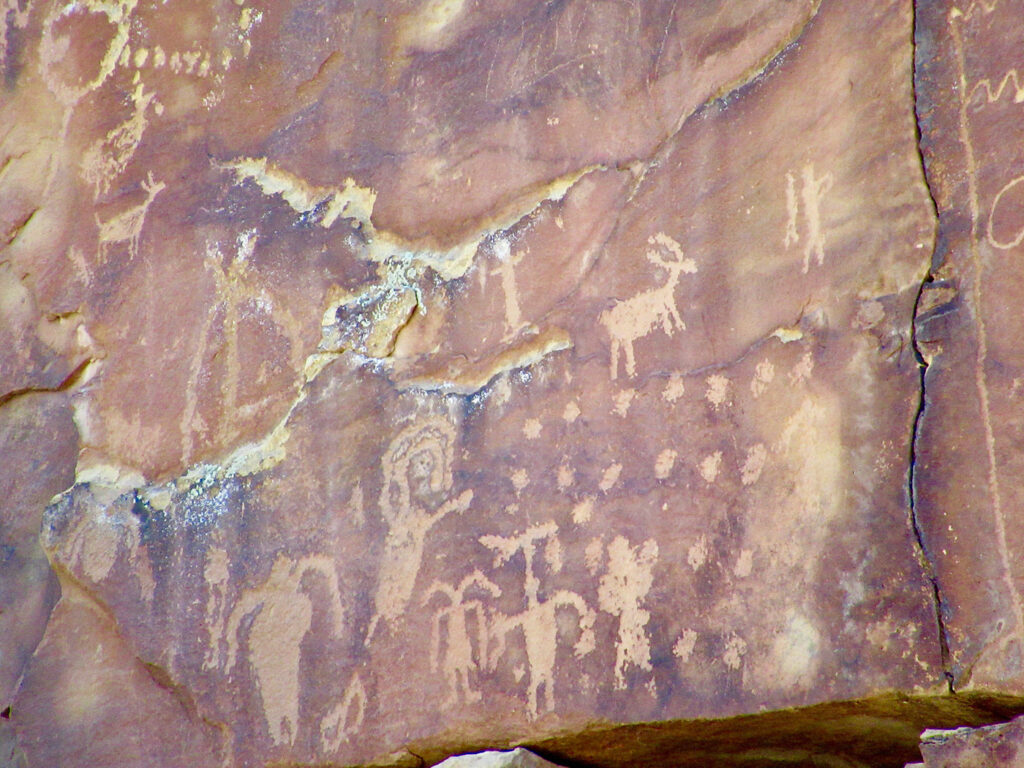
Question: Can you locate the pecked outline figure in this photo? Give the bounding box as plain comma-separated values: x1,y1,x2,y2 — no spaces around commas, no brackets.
367,417,473,640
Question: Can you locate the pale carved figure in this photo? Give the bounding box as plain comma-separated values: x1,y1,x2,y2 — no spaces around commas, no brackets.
784,163,834,273
988,174,1024,250
597,536,659,690
318,673,367,752
39,0,137,107
367,418,473,639
969,68,1024,107
202,547,231,670
223,554,345,746
422,570,502,707
480,522,595,719
180,234,306,464
600,232,697,379
490,239,529,340
95,171,166,263
82,81,157,197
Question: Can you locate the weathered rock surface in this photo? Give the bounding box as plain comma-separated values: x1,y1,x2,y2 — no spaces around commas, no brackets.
915,0,1024,693
13,581,222,767
3,0,1024,765
0,393,75,705
434,749,561,768
910,714,1024,767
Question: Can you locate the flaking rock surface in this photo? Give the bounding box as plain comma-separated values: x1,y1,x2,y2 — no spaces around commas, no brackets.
0,0,977,765
914,716,1024,767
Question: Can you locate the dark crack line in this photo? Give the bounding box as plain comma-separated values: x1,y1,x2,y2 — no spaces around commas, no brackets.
909,272,953,693
909,0,954,694
0,356,96,409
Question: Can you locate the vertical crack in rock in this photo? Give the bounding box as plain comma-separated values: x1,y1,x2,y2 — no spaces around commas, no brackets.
2,206,37,245
909,0,953,693
910,273,952,692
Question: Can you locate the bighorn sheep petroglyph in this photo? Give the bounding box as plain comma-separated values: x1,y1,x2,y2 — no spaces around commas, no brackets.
600,232,697,379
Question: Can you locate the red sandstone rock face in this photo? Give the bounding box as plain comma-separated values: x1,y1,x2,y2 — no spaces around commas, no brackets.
0,393,75,705
0,0,824,481
5,0,1017,764
13,583,222,768
915,0,1024,693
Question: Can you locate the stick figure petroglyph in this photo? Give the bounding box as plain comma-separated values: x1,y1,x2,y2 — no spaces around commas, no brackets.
480,522,595,719
422,570,502,707
222,554,345,747
490,239,530,341
784,164,834,273
367,418,473,640
600,232,697,379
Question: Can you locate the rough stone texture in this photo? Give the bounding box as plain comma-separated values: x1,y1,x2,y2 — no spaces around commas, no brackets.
435,749,560,768
915,0,1024,693
0,718,28,768
527,694,1024,768
0,393,75,706
13,582,222,768
4,0,1024,765
912,715,1024,767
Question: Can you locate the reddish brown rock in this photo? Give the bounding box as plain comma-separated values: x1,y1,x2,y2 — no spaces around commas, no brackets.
0,393,76,706
5,0,1017,764
4,0,956,763
0,0,824,481
0,257,92,400
0,717,29,768
12,583,222,768
914,0,1024,692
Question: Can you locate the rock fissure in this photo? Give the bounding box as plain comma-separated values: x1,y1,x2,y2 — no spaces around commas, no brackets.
640,316,808,388
400,693,1024,768
909,0,954,695
138,659,232,764
0,355,97,409
2,207,38,246
909,271,951,693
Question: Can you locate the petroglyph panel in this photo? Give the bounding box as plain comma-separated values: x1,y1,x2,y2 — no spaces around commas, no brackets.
1,0,960,764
